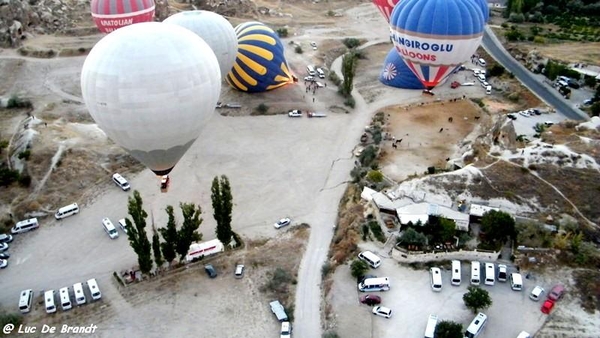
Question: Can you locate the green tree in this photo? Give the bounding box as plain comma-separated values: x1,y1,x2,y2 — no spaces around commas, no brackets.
366,170,383,182
397,228,427,246
350,259,369,279
590,102,600,117
435,320,463,338
159,205,178,264
439,218,457,243
151,226,163,268
126,190,153,274
340,52,357,97
176,203,203,261
480,210,516,245
463,286,493,314
212,175,234,245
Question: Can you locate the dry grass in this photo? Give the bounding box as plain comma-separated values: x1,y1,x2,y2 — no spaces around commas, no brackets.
573,269,600,314
329,185,363,266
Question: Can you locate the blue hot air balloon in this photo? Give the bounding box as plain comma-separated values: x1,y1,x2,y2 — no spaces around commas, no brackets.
473,0,489,23
226,21,293,93
379,48,425,89
390,0,484,89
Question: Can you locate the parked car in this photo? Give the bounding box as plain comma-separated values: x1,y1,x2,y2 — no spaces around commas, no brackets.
541,299,555,314
529,286,545,301
118,219,128,234
497,264,507,282
507,113,517,120
360,294,381,306
0,234,13,243
160,175,170,190
234,264,245,279
280,321,292,338
548,284,566,301
481,81,489,88
274,218,291,229
0,253,9,259
519,111,531,117
462,82,475,86
451,81,460,89
288,110,302,117
0,259,7,269
204,264,217,278
372,306,392,318
304,76,315,82
0,243,8,252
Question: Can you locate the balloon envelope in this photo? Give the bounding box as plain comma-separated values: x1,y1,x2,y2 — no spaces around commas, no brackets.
380,48,425,89
226,21,293,93
164,10,238,78
90,0,155,33
473,0,489,22
80,22,221,175
371,0,401,23
390,0,484,89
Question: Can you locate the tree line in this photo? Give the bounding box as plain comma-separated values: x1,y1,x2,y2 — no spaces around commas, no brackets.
125,175,235,275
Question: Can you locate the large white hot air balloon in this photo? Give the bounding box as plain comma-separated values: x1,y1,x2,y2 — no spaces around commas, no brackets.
80,22,221,176
164,10,238,79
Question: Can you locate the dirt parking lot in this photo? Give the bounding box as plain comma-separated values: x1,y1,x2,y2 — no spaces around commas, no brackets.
330,244,546,338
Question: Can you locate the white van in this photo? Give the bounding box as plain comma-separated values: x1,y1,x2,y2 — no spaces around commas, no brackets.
358,277,390,292
510,273,523,291
44,290,56,314
112,173,130,191
484,263,495,286
11,218,39,234
55,203,79,220
73,282,86,305
464,312,487,338
307,65,316,76
59,287,72,311
486,85,492,94
358,250,381,268
316,68,325,79
477,73,486,83
424,314,438,338
102,218,119,239
451,260,461,286
517,332,531,338
87,278,102,300
478,58,486,66
118,218,129,234
19,289,33,313
471,261,480,285
430,267,442,291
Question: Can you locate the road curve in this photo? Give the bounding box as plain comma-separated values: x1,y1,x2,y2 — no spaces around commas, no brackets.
482,26,588,121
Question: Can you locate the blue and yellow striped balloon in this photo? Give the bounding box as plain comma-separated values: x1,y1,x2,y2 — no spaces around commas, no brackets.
226,21,293,93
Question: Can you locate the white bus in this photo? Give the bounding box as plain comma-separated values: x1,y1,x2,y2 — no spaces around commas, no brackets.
471,261,480,286
358,277,390,292
464,312,487,338
451,260,461,286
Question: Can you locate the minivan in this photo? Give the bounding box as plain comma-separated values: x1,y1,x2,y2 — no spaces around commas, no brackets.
424,314,438,338
307,65,316,76
471,261,480,285
19,289,33,313
485,85,492,94
451,260,461,286
484,263,495,286
510,273,523,291
112,173,130,191
102,218,119,239
358,250,382,269
55,203,79,220
478,58,486,66
59,287,72,311
45,290,56,313
464,312,487,338
280,321,291,338
316,68,325,79
87,278,102,300
11,218,39,234
73,282,86,305
430,267,442,291
118,218,128,234
358,277,390,292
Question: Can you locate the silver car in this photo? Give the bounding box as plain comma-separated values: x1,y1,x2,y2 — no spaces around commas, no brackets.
529,286,544,301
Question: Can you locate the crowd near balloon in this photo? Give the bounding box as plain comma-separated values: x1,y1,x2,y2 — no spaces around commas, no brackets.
374,0,488,90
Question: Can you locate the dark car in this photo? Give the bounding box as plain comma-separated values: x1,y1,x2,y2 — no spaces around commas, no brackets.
0,234,13,244
204,264,217,278
360,294,381,306
548,284,566,301
0,253,9,259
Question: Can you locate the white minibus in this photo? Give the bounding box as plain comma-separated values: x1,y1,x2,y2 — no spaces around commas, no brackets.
358,250,381,268
484,263,495,286
430,268,442,291
307,65,316,76
424,314,438,338
18,289,33,313
464,312,487,338
73,282,86,305
11,218,39,234
55,203,79,219
510,273,523,291
358,277,390,292
451,260,461,286
59,287,72,311
45,290,56,314
471,261,480,286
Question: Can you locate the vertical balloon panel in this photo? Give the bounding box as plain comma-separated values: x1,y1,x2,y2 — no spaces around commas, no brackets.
90,0,156,33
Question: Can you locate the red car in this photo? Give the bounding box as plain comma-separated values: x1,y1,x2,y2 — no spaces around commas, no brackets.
541,299,555,314
360,295,381,306
451,81,461,89
548,284,566,301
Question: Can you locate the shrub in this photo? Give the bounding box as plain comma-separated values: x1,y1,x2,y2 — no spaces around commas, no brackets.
344,96,355,108
342,38,361,49
295,45,303,54
329,72,342,86
264,267,293,293
533,36,546,44
361,224,369,240
508,13,525,23
276,28,288,38
327,10,335,17
18,174,31,187
18,150,31,160
0,312,23,329
368,221,386,243
366,170,383,182
0,167,20,187
256,103,269,114
350,259,369,279
321,262,332,278
359,145,378,168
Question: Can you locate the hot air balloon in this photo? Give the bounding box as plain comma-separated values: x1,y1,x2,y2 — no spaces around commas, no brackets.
380,48,425,89
226,21,294,93
164,10,238,78
472,0,489,23
390,0,484,89
90,0,155,33
80,22,221,176
372,0,401,23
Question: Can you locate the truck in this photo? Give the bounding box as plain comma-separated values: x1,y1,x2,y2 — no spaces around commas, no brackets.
307,112,327,118
269,300,288,321
288,110,302,117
